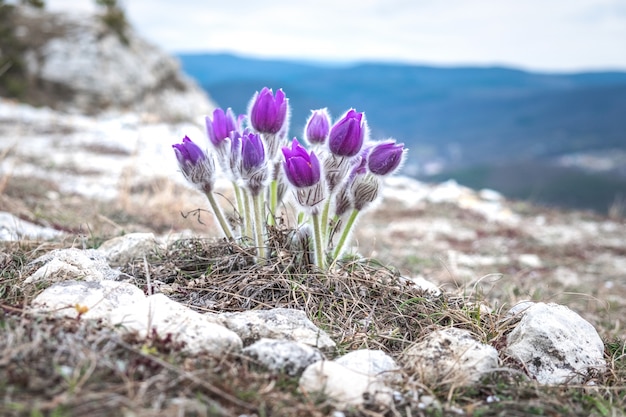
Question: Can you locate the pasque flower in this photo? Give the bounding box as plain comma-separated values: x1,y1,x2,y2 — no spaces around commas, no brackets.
282,138,327,268
173,135,232,239
282,138,321,188
249,87,288,135
240,131,270,196
328,109,366,157
368,140,405,176
172,135,215,192
304,108,330,146
206,107,239,147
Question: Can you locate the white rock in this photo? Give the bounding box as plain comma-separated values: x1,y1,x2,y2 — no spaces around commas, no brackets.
219,308,335,349
24,248,119,284
299,361,393,409
401,327,499,386
0,211,64,241
335,349,401,383
242,338,324,376
98,232,162,266
518,254,542,268
505,302,605,384
113,293,242,355
30,281,241,356
31,280,145,320
15,6,214,120
401,275,442,297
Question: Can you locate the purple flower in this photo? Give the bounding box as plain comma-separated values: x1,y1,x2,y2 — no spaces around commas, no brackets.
304,108,330,146
240,131,270,196
249,87,288,135
282,138,321,188
206,108,239,147
173,135,204,165
241,131,266,174
328,109,366,157
172,136,215,192
367,140,405,176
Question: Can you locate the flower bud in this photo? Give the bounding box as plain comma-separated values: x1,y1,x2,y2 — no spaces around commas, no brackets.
304,108,330,146
328,109,366,157
249,87,289,135
282,138,321,188
282,138,326,212
206,107,239,147
367,140,405,176
240,131,269,196
172,136,216,193
350,172,380,211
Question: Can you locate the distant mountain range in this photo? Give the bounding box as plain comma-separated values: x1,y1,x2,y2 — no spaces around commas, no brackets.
178,53,626,214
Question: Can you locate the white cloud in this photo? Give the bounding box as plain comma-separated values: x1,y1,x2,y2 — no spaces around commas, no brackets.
42,0,626,71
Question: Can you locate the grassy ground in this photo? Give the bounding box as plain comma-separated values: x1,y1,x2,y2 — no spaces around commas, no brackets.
1,171,625,416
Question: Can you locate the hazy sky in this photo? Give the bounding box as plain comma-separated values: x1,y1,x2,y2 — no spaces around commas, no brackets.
42,0,626,72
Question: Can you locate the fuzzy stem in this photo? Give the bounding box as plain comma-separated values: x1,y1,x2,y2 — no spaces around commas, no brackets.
320,198,331,246
332,208,360,261
310,213,325,269
253,193,266,259
204,191,234,240
233,182,245,235
268,179,278,226
243,190,254,243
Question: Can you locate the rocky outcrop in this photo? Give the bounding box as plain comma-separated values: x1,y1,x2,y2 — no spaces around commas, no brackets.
4,5,214,121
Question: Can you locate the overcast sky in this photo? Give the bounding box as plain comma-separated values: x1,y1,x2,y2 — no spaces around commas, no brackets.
42,0,626,72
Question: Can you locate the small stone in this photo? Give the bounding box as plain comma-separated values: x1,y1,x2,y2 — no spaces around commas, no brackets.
401,327,499,386
402,275,441,297
243,338,324,376
518,254,542,268
24,248,119,284
31,280,145,320
299,361,393,409
505,302,605,384
335,349,401,383
113,293,242,355
98,232,162,266
219,308,335,349
0,211,63,241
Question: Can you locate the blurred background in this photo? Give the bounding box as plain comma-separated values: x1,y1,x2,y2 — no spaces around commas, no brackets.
3,0,626,214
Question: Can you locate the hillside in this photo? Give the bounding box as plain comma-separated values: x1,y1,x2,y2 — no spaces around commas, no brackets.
178,53,626,213
1,97,625,416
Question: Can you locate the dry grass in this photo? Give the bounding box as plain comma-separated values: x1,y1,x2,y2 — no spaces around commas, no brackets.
1,171,625,416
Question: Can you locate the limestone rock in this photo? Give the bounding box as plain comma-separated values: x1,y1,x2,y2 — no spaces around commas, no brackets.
98,232,162,266
505,302,605,384
112,293,242,355
242,338,324,376
335,349,401,383
401,327,499,386
24,248,120,284
31,279,145,320
30,281,242,355
401,275,442,297
299,361,393,410
219,308,335,349
0,211,64,241
10,5,214,121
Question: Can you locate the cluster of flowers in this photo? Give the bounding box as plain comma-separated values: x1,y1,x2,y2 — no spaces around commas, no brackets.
173,87,406,269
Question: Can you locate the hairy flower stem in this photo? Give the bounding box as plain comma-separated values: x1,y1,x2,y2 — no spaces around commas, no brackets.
204,192,234,240
320,198,331,245
253,193,266,259
310,213,325,269
332,208,360,261
233,182,245,235
243,191,254,244
268,179,278,226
